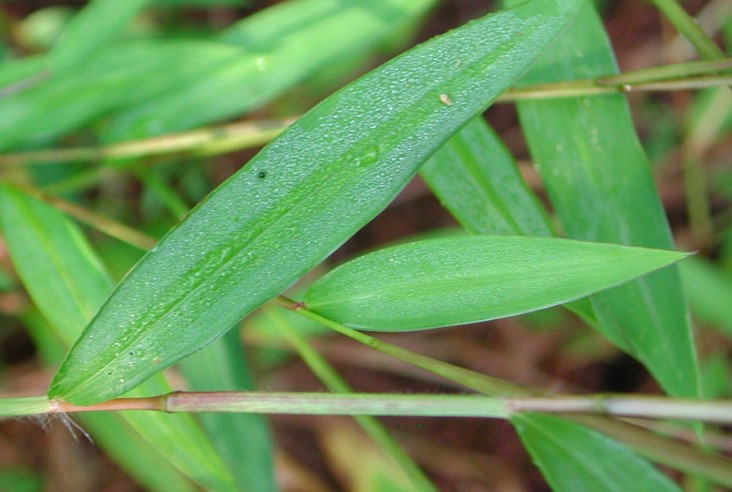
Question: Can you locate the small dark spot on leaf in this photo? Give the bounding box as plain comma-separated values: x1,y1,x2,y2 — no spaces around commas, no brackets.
258,171,267,179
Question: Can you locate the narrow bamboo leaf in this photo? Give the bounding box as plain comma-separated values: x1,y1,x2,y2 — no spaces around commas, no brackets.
505,0,700,398
0,185,237,491
679,257,732,337
102,0,436,140
78,414,197,492
421,116,553,237
50,0,584,405
21,311,196,492
48,0,152,71
303,236,687,331
319,420,418,492
0,0,434,150
154,0,248,6
0,41,246,151
421,117,596,321
0,56,46,90
513,414,681,492
180,329,276,492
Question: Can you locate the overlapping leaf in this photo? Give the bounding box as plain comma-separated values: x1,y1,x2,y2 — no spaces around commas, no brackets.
49,0,584,405
514,414,681,492
504,0,700,398
0,186,237,491
303,236,686,330
0,0,436,149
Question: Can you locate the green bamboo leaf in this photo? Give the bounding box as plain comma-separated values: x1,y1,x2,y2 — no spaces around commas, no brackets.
21,310,196,492
513,414,681,492
0,0,434,150
421,117,596,321
0,41,248,151
504,0,700,398
421,117,553,238
103,0,436,140
0,185,237,491
48,0,152,71
49,0,584,405
180,330,276,492
303,236,687,331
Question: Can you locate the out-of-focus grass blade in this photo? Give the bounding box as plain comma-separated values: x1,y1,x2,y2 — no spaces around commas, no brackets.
0,469,42,492
303,236,687,331
505,0,700,398
319,420,418,492
102,0,436,140
0,41,246,151
20,311,195,492
0,57,46,91
270,308,435,491
48,0,152,72
679,257,732,337
79,414,196,492
0,0,435,150
421,117,553,237
49,0,584,405
0,185,237,491
513,414,681,492
180,329,276,492
154,0,248,6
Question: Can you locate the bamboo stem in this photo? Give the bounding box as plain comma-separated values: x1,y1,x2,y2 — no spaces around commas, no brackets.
4,392,732,424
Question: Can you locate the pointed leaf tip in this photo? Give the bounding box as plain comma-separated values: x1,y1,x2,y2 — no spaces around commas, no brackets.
304,236,687,331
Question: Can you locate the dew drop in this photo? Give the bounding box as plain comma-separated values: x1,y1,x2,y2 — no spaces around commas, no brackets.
355,146,380,168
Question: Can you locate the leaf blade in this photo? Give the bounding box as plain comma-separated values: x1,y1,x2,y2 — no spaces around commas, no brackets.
50,0,584,404
505,0,700,398
0,185,237,491
303,236,687,331
513,414,681,492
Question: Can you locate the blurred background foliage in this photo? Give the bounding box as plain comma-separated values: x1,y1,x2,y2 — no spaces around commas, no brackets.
0,0,730,490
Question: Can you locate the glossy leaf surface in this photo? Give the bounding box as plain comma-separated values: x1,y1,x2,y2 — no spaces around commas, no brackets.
506,0,700,398
0,185,236,491
513,414,681,492
50,0,583,404
304,236,687,331
421,117,553,238
180,329,276,492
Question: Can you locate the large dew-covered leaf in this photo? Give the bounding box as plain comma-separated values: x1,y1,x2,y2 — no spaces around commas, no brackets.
303,236,687,331
49,0,583,405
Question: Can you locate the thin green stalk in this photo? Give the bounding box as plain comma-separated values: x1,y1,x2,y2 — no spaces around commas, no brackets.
0,117,294,166
597,58,732,85
133,167,189,221
7,393,732,423
276,296,732,487
274,296,526,397
651,0,726,246
10,182,156,250
650,0,725,60
271,311,437,492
